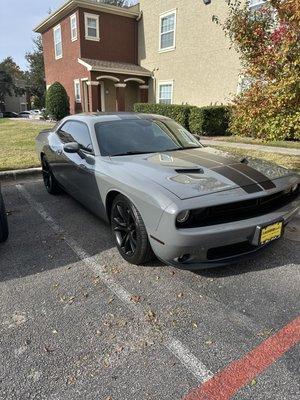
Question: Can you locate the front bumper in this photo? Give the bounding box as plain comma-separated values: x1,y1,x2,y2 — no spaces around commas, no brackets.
149,197,300,270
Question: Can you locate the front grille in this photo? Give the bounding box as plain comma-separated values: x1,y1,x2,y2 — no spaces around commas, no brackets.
177,187,299,229
207,241,259,261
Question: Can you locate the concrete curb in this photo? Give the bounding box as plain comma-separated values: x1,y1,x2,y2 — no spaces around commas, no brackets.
0,167,42,182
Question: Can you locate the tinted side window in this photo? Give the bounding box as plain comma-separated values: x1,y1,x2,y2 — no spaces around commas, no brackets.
58,121,93,151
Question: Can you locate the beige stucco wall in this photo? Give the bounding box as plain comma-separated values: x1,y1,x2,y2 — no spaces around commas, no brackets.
138,0,242,106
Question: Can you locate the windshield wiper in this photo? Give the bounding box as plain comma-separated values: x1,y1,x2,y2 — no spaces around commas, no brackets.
163,146,201,152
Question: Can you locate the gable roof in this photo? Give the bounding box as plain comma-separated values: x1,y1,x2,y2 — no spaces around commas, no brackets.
34,0,140,33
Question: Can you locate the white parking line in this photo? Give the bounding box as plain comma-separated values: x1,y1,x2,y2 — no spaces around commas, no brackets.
17,184,213,383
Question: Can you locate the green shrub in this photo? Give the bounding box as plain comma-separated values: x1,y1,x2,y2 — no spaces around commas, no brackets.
134,103,231,136
46,82,70,121
134,103,191,130
189,106,231,136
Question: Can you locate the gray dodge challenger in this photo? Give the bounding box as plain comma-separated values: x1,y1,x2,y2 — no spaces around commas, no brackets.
36,113,300,269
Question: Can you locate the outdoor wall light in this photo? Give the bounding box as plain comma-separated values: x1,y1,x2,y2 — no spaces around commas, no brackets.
203,0,211,4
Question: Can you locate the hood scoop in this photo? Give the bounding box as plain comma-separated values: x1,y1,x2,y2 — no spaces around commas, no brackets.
175,168,204,174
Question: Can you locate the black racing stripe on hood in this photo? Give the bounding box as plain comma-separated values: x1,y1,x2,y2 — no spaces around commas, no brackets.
213,166,264,194
231,163,276,190
167,150,266,193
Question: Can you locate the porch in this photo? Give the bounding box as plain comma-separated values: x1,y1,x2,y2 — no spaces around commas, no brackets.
78,58,151,113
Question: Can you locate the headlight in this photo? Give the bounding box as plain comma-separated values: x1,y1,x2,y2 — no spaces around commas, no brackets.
176,210,190,224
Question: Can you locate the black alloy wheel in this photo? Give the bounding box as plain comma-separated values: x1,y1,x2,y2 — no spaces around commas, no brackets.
41,156,61,195
111,194,153,265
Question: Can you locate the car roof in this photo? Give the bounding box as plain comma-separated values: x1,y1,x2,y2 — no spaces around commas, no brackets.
63,112,171,124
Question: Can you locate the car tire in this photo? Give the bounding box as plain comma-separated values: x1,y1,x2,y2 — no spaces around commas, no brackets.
111,194,154,265
0,192,9,243
41,156,61,195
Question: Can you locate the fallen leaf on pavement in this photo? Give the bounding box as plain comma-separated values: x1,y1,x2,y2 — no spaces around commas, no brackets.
44,345,55,353
146,310,156,321
130,295,141,304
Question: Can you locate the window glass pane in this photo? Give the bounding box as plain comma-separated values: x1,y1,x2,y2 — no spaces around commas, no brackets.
54,28,61,43
161,32,174,49
59,121,92,151
88,27,97,37
74,82,80,101
87,18,97,28
159,84,172,104
161,14,175,33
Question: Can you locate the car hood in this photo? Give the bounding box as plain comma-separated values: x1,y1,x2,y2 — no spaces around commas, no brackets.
112,147,292,200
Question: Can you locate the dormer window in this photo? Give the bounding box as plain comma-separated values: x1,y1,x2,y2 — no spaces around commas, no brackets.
70,13,78,41
84,13,100,41
53,24,62,59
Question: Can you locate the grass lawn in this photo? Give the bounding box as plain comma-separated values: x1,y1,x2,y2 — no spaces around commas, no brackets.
207,135,300,150
0,119,54,171
213,145,300,173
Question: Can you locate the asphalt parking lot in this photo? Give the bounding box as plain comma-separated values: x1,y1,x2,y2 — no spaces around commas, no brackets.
0,178,299,400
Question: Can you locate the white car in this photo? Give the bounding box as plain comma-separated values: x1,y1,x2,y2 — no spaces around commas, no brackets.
29,109,44,120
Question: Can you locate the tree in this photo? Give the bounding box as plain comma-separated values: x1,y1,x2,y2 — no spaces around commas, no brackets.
0,57,25,105
46,82,70,120
215,0,300,141
25,35,46,108
0,70,14,104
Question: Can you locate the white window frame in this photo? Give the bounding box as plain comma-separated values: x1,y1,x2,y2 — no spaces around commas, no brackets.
74,79,81,103
84,12,100,41
70,13,78,41
53,24,62,60
159,9,177,53
157,80,174,104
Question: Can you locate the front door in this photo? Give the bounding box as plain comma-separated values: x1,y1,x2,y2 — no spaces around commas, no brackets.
55,121,101,208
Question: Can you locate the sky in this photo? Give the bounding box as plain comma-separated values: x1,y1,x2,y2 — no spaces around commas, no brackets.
0,0,136,71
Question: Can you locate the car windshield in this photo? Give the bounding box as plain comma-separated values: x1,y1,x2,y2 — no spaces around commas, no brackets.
95,118,202,157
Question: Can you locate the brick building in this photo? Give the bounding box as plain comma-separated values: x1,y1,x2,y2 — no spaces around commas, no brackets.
35,0,266,114
34,0,151,114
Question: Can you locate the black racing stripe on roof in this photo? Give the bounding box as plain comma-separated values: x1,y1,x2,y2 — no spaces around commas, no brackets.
213,166,264,194
231,163,276,190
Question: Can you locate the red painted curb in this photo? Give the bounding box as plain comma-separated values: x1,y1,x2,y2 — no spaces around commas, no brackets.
183,316,300,400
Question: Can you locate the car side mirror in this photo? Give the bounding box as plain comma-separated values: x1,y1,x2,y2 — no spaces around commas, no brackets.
64,142,80,153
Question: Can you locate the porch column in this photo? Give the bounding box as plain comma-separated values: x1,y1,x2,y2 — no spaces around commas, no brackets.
115,83,126,111
139,85,149,103
86,81,100,112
